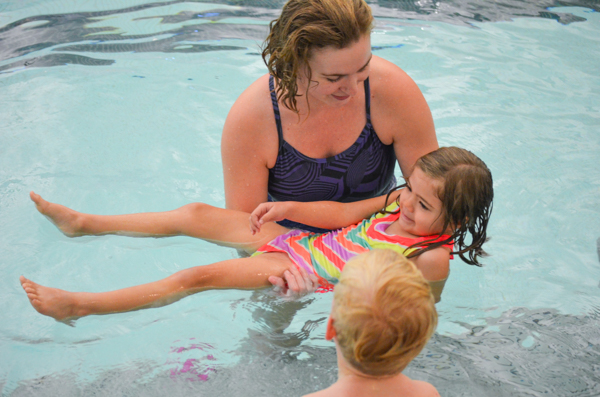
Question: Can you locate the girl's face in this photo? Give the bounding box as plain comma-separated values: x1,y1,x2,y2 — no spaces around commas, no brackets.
299,34,372,107
398,168,447,237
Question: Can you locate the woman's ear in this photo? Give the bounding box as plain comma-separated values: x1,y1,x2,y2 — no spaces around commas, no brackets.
325,316,336,340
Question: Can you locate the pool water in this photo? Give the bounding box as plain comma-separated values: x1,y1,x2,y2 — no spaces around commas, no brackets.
1,1,599,396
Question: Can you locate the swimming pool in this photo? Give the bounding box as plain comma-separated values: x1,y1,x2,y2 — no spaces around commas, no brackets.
1,0,599,395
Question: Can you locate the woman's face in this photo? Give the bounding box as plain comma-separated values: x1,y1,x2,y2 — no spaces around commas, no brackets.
300,34,372,107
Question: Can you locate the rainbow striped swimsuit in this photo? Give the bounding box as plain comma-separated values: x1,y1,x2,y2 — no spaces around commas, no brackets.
253,202,453,289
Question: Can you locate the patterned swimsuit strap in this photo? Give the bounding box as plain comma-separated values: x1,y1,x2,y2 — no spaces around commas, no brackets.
364,77,372,123
269,76,284,152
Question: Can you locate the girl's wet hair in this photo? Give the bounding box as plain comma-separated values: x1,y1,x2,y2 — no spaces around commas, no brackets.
384,146,494,266
261,0,373,113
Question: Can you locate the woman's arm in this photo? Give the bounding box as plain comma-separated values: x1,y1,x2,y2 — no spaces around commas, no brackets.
250,190,401,233
369,56,439,177
221,75,279,213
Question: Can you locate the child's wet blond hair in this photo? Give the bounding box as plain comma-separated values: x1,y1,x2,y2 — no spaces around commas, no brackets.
332,249,437,376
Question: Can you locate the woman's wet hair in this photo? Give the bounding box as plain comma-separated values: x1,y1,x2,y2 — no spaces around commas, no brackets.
262,0,373,113
384,146,494,266
332,250,437,376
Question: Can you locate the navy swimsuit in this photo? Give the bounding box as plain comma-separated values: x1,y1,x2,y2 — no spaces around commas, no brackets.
268,76,397,233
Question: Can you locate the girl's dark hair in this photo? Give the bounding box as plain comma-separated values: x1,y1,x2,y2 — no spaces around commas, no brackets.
261,0,373,113
383,147,494,266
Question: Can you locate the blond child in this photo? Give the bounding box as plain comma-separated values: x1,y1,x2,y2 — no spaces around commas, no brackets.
305,249,439,397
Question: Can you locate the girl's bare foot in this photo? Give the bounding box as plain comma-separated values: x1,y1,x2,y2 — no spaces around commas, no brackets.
30,192,86,237
20,276,82,321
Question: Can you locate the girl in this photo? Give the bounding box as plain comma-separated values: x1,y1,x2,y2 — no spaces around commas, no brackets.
20,147,493,321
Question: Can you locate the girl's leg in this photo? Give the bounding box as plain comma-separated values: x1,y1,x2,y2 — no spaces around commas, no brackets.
30,192,288,253
20,253,292,321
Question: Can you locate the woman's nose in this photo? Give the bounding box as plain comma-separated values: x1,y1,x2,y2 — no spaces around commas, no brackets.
343,76,359,96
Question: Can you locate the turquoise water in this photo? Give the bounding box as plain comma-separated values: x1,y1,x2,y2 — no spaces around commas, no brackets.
1,1,599,395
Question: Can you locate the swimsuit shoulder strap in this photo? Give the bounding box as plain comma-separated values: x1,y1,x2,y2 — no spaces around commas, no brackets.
364,77,372,123
269,75,284,151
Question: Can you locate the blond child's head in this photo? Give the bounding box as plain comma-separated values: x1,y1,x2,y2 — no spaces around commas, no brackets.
329,249,437,376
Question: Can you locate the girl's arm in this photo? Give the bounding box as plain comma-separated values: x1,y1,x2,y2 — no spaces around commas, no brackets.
411,248,450,303
250,190,401,233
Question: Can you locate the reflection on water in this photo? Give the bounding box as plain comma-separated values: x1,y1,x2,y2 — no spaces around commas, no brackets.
372,0,598,25
8,307,600,396
0,5,271,72
1,0,599,72
242,291,326,356
415,307,600,396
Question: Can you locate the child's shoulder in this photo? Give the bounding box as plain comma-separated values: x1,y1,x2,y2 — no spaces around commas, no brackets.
302,384,339,397
370,201,399,220
411,245,450,281
383,201,400,212
409,380,441,397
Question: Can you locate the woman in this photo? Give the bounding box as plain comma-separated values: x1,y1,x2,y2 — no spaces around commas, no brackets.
221,0,438,228
221,0,438,292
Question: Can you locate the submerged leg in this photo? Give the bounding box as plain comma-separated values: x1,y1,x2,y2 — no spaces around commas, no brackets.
30,192,288,253
20,253,292,321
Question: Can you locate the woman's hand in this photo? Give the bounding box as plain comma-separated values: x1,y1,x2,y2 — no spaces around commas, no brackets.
249,202,292,234
268,265,320,297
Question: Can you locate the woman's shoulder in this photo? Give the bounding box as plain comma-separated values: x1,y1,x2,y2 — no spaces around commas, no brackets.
367,56,436,166
229,74,274,120
222,73,279,167
225,74,276,136
368,56,429,116
368,56,418,96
